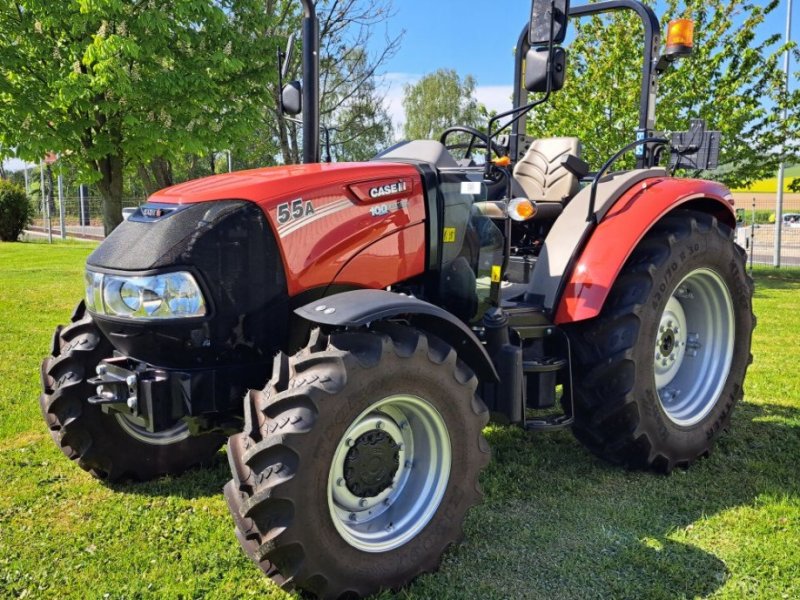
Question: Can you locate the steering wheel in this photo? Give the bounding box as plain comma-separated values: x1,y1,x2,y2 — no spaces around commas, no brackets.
439,126,507,160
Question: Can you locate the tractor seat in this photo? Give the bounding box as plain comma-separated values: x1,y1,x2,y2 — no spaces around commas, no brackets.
513,137,583,203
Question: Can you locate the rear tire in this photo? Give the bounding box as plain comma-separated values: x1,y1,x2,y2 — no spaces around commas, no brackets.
565,210,755,472
39,302,225,481
225,325,490,599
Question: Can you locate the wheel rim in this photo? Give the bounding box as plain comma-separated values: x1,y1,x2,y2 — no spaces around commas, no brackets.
114,413,191,445
327,394,452,553
653,268,735,426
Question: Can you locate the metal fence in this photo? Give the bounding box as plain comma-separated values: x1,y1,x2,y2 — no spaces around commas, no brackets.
28,196,144,239
25,191,800,268
733,193,800,268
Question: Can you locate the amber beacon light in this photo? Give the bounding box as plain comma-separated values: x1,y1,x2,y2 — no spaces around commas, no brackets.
665,18,694,58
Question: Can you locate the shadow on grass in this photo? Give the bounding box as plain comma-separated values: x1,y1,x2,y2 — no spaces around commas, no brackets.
89,401,797,599
752,269,800,295
399,400,798,600
105,449,230,500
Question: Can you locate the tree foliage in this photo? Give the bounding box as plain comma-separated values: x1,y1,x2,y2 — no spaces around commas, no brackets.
402,69,484,141
0,0,278,233
274,0,399,164
526,0,800,188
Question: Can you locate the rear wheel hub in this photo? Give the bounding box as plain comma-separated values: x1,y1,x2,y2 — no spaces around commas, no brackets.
344,430,400,498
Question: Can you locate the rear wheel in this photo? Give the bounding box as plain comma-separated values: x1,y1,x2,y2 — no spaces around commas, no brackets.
225,325,490,599
39,302,225,481
565,210,755,471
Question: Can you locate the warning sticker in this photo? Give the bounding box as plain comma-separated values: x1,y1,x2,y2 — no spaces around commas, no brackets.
491,265,502,283
443,227,456,243
460,181,482,195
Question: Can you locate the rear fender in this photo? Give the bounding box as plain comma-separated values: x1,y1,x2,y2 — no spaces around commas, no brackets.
554,178,735,324
295,289,499,383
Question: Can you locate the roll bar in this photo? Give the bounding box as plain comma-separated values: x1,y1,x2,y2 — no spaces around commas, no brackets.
300,0,320,163
510,0,661,169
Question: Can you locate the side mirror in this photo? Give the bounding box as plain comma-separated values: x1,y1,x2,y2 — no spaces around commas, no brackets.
529,0,570,45
525,46,567,93
281,81,302,116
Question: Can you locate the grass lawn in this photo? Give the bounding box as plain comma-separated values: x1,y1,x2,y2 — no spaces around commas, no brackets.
1,241,798,599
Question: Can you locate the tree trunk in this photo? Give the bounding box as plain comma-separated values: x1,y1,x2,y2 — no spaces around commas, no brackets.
137,163,159,196
151,157,173,189
95,154,124,235
138,157,174,196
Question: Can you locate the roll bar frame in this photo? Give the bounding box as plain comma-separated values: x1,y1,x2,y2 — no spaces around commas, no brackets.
510,0,661,169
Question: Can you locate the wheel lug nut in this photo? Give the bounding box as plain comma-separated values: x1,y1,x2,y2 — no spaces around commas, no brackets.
336,478,344,487
349,513,357,522
346,438,354,447
359,498,367,507
375,421,383,430
399,421,408,429
404,460,412,469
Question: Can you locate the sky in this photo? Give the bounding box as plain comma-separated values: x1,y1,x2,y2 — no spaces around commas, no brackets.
376,0,800,133
3,0,798,172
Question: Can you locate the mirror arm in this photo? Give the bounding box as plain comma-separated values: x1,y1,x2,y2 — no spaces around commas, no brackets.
485,0,558,178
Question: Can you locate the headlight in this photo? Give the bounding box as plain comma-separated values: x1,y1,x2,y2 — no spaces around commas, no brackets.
85,270,206,319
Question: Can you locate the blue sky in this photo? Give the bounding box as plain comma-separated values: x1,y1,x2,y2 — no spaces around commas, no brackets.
3,1,798,171
376,0,799,131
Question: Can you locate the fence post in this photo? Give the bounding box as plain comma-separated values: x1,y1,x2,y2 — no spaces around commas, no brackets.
40,160,52,244
79,184,89,227
57,166,66,240
750,198,755,272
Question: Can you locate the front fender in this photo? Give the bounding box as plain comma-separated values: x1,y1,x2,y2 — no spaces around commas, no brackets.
295,289,499,382
554,178,735,324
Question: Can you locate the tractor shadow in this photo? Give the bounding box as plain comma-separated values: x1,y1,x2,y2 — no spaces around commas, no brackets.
398,400,798,600
105,448,230,500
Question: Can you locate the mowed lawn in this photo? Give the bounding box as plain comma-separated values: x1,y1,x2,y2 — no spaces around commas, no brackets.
1,241,798,599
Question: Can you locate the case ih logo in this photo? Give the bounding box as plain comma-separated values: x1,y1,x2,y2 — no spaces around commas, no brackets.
141,207,166,218
369,180,407,199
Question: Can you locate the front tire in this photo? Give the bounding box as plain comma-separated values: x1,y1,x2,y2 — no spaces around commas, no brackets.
565,210,755,472
225,325,490,598
39,302,225,481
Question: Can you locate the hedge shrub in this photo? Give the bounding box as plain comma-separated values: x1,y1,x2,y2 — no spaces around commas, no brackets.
0,179,33,241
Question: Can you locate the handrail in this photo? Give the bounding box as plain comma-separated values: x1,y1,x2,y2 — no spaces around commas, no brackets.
586,137,668,223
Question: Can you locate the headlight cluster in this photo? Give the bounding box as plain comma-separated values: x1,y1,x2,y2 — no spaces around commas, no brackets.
85,270,207,319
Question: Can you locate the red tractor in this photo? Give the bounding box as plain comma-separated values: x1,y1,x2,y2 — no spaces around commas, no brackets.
39,1,754,597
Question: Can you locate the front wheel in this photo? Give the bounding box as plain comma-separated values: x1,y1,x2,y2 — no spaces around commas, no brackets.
565,210,755,472
225,325,490,598
39,302,225,481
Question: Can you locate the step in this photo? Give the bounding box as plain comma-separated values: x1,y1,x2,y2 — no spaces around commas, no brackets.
525,414,574,432
523,357,567,373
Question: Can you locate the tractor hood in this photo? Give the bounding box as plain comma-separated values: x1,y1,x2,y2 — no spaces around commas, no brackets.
148,162,411,205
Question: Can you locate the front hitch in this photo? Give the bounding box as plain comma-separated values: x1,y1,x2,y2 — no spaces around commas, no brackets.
88,357,177,433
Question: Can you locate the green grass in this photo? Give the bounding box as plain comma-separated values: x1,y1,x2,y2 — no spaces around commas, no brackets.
1,242,799,599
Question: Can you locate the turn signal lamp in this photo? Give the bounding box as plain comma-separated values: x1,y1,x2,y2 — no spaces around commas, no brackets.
665,18,694,58
508,198,537,222
492,155,512,167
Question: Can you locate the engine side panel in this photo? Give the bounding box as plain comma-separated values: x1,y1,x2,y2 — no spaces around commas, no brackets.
554,177,735,324
148,162,427,297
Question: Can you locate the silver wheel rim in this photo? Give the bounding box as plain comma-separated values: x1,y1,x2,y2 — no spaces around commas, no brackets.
327,394,452,553
115,413,191,445
654,268,735,426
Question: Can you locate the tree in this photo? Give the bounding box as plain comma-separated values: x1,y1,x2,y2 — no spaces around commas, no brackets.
0,1,278,234
272,0,400,165
402,69,484,141
526,0,800,188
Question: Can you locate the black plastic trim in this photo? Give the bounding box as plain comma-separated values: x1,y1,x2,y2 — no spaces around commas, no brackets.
295,289,499,382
